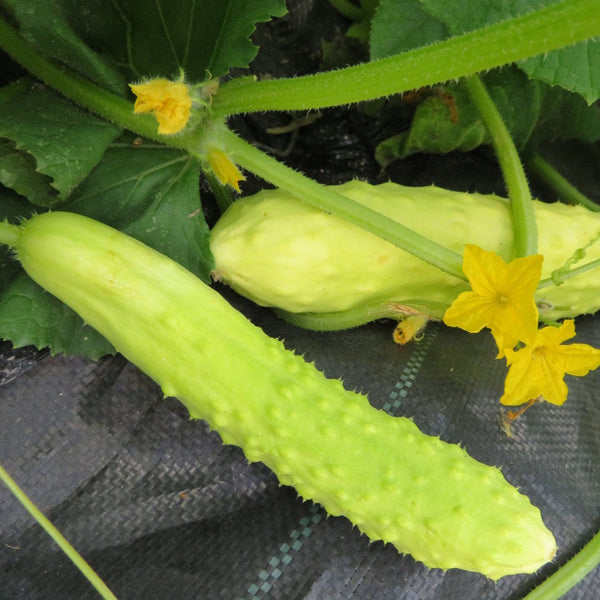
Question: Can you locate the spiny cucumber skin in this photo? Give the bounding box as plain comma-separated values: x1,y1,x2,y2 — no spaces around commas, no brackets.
210,181,600,320
13,212,555,579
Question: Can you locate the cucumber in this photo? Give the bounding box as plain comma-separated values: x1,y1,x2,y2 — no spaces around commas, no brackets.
210,180,600,323
1,211,556,579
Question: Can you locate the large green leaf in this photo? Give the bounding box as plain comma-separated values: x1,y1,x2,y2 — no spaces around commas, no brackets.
370,0,449,59
419,0,600,103
8,0,288,84
0,140,215,358
65,143,214,281
375,66,600,165
0,137,216,358
0,272,116,358
0,83,121,204
0,0,126,94
0,139,54,205
0,187,115,358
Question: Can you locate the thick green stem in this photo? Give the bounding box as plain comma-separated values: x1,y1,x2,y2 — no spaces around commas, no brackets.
0,221,21,248
528,154,600,212
274,299,447,331
213,0,600,116
464,75,537,257
220,128,466,280
0,464,119,600
523,529,600,600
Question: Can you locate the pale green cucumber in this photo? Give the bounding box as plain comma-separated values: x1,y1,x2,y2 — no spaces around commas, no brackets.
210,180,600,323
2,211,556,579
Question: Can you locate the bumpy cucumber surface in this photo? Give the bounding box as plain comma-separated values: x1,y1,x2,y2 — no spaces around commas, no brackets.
210,181,600,321
9,211,556,579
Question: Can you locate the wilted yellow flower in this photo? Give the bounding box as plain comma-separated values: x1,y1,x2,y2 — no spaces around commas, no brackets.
129,78,192,135
208,149,245,192
443,245,543,356
393,315,428,345
501,319,600,406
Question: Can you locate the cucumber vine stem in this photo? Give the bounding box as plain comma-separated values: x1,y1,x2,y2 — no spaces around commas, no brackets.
527,154,600,212
0,220,21,248
219,128,466,280
538,257,600,290
0,464,119,600
464,75,537,258
212,0,600,116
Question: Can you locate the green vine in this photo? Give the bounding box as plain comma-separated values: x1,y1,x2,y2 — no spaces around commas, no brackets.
0,464,119,600
465,75,538,257
523,529,600,600
528,154,600,212
212,0,600,115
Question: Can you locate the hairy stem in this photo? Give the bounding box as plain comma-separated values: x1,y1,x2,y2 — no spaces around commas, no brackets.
213,0,600,116
464,75,537,257
220,128,466,280
0,464,119,600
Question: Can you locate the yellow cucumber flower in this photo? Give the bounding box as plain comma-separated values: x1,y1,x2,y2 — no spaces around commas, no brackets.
501,319,600,406
443,245,543,356
129,78,192,135
208,149,245,192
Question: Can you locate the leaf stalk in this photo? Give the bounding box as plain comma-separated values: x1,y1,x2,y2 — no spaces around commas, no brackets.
464,75,537,257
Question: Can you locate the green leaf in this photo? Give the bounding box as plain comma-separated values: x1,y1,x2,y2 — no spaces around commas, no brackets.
0,83,121,203
0,0,126,95
419,0,551,37
375,66,600,165
0,185,37,222
520,42,600,105
37,0,288,82
374,68,539,163
0,271,115,358
0,138,216,358
419,0,600,103
370,0,449,59
0,186,113,358
65,142,214,281
0,139,55,205
532,85,600,146
0,187,35,290
345,0,381,44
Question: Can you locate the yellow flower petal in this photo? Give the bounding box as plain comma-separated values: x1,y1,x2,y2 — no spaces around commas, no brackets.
536,320,600,377
208,149,245,192
501,320,600,406
129,78,192,135
443,245,542,355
